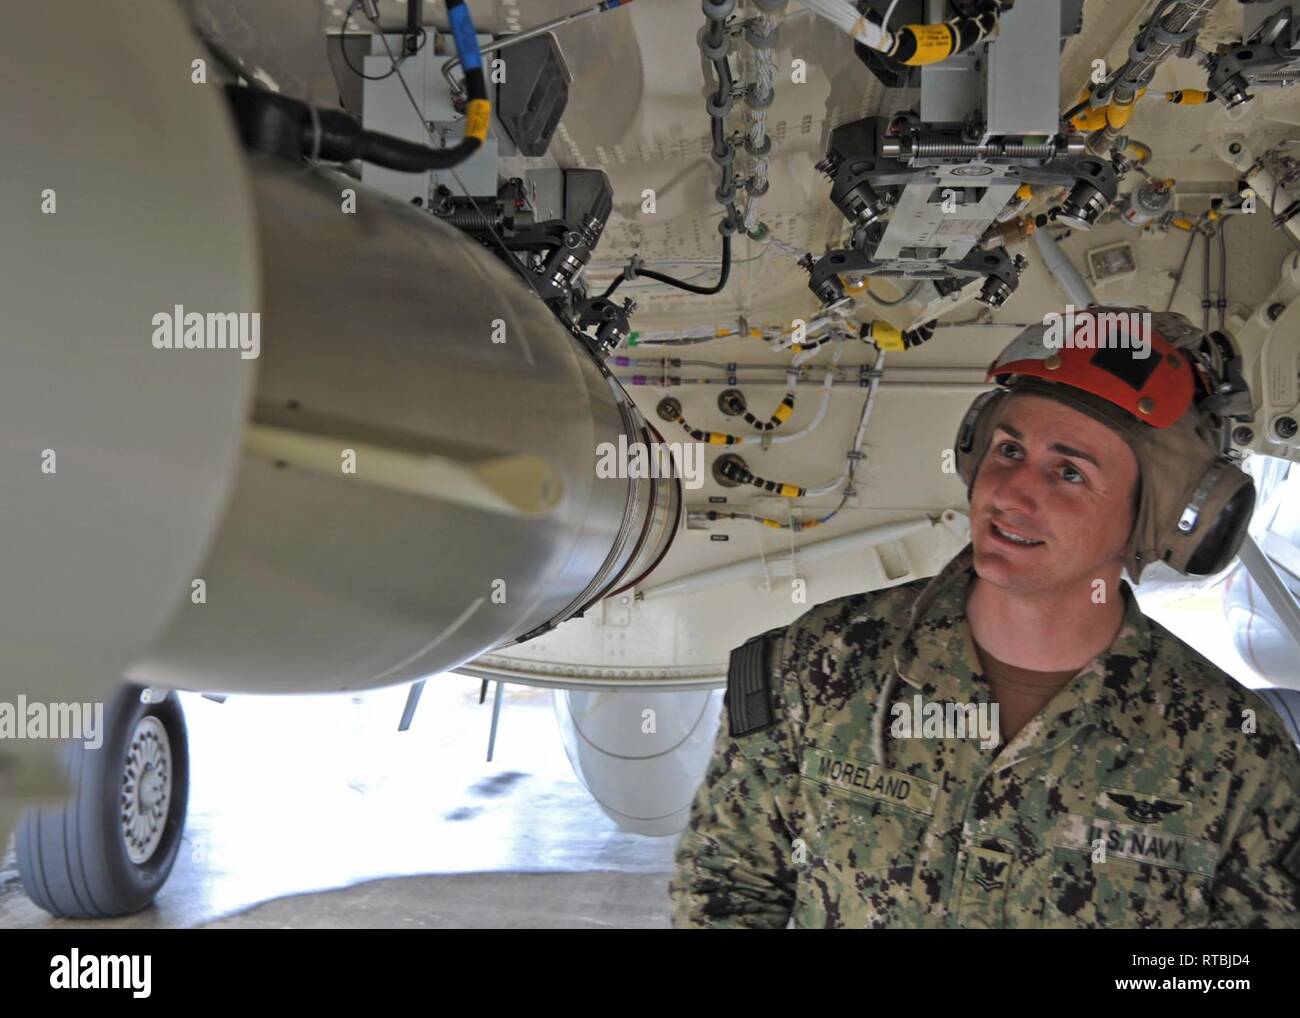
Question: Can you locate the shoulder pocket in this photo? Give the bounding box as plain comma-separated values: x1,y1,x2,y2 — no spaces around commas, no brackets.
725,626,785,738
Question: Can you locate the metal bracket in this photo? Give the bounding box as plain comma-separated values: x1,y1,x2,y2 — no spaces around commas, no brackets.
486,680,505,762
398,678,426,732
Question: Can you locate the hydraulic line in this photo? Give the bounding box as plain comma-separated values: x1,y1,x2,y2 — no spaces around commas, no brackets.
662,340,848,446
696,348,887,529
800,348,886,499
1165,223,1200,311
628,306,852,351
716,457,808,498
745,391,797,432
660,324,899,513
619,375,987,391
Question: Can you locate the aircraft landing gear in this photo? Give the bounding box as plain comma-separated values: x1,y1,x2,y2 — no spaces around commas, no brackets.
16,683,189,918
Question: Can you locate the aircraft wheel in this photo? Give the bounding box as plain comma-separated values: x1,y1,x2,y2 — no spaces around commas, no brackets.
15,683,189,918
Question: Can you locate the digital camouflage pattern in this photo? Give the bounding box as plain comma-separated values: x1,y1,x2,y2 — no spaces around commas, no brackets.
670,545,1300,928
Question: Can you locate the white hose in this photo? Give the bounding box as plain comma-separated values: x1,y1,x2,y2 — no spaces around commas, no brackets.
709,340,846,447
763,340,846,445
802,349,885,495
799,0,893,52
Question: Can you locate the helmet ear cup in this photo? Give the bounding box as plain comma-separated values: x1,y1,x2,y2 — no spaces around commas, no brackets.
954,389,1006,489
1179,473,1256,575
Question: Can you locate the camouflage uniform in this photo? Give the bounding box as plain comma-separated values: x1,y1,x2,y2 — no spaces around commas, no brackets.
670,544,1300,928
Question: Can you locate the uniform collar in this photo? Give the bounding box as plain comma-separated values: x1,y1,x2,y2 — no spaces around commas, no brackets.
889,544,1154,748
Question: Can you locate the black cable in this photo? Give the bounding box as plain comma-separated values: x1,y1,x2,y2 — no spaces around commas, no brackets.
713,47,732,110
635,234,733,295
598,273,626,299
373,2,486,170
866,280,922,307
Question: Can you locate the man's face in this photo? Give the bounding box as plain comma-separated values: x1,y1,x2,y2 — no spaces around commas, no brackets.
969,393,1139,596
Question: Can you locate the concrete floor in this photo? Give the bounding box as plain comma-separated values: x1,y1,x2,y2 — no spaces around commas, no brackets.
0,679,680,929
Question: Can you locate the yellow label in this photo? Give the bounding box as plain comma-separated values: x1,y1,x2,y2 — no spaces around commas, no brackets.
1015,183,1033,201
708,433,728,445
762,518,781,529
773,403,793,422
901,23,954,65
465,99,492,142
779,483,801,498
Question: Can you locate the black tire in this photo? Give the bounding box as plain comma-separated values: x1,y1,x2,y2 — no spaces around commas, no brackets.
16,683,189,918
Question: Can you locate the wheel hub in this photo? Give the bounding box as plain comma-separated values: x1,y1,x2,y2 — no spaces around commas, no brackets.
120,715,173,865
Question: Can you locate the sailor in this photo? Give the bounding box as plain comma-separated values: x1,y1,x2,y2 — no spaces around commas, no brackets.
670,309,1300,928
